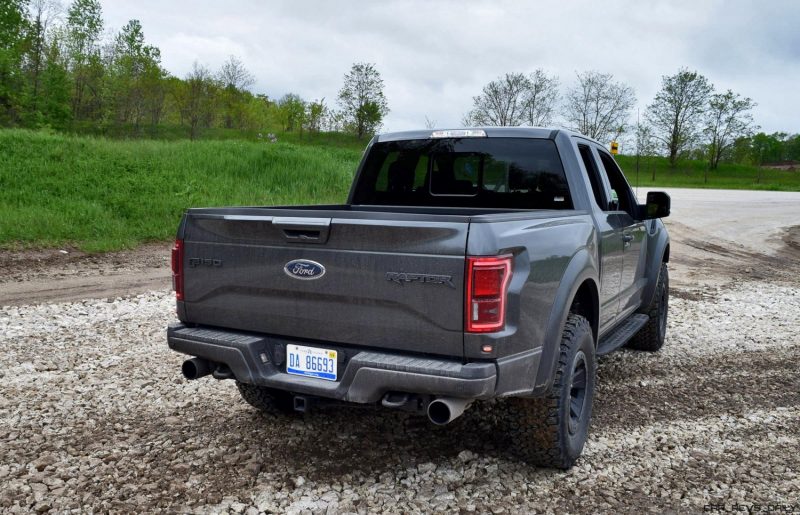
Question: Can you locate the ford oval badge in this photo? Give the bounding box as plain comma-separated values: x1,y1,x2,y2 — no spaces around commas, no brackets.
284,259,326,280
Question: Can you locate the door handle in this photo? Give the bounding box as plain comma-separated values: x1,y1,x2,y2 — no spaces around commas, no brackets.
272,217,332,244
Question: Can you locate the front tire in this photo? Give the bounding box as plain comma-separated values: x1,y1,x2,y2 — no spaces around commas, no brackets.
506,313,596,469
628,262,669,351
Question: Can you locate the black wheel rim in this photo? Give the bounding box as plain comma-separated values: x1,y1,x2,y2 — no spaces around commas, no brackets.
568,352,588,435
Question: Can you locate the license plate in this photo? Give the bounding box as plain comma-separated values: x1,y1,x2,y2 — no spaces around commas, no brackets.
286,344,338,381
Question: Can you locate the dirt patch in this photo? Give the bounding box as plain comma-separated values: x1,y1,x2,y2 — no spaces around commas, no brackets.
665,219,800,293
0,243,170,283
595,346,800,429
783,225,800,252
669,287,717,301
0,243,171,306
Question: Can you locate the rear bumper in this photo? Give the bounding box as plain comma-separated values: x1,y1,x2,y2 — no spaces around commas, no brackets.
167,323,498,402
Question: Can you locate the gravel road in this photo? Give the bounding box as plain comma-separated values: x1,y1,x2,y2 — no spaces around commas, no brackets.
1,189,799,513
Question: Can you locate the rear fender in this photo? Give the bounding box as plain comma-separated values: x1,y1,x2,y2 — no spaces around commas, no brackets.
531,248,599,396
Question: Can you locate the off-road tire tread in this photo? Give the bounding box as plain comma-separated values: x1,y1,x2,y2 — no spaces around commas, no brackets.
506,314,594,469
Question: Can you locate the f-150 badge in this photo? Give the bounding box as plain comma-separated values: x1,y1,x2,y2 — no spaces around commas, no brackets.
284,259,326,280
385,272,455,288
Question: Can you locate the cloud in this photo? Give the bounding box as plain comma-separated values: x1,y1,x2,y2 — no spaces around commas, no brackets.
99,0,800,133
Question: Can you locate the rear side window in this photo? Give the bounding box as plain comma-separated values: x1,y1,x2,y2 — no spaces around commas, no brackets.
352,138,572,209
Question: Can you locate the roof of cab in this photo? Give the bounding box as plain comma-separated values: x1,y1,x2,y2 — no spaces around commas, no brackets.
373,126,597,144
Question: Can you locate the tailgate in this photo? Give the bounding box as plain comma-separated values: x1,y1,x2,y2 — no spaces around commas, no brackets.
180,210,469,357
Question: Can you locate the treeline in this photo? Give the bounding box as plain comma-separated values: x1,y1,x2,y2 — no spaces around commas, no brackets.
2,0,798,167
464,69,800,169
0,0,388,139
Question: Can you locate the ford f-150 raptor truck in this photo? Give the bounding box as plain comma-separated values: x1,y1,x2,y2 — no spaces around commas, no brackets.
167,127,671,469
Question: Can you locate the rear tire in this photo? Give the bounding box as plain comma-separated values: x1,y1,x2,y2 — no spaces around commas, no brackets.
236,381,295,415
506,313,596,469
628,262,668,352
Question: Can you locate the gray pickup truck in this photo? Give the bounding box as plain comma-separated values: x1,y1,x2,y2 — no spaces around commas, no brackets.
167,127,670,469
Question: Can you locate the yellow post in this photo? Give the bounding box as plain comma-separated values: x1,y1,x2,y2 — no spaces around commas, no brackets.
610,141,619,155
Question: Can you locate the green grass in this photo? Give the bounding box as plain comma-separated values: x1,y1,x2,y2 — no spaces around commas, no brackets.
0,129,360,251
2,128,798,252
615,154,800,191
66,122,370,151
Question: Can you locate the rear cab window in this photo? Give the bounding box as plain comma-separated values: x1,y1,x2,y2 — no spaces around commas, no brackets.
351,138,573,210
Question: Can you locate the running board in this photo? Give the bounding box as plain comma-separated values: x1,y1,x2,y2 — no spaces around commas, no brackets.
597,314,649,355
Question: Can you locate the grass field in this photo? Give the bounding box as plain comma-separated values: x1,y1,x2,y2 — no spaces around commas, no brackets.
0,129,359,251
614,154,800,191
1,129,798,251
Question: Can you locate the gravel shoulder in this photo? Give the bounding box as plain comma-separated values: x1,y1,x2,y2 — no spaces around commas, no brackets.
1,189,799,513
0,243,171,306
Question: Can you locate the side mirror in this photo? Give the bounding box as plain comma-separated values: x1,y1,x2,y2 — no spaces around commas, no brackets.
639,191,671,219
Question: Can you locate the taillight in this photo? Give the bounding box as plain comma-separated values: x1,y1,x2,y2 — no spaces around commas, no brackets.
171,239,184,301
465,255,512,333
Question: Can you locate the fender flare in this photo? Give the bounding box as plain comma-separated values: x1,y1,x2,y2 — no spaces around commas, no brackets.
531,248,599,396
639,221,670,311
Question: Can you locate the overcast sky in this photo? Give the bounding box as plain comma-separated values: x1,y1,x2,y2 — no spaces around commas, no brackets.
100,0,800,135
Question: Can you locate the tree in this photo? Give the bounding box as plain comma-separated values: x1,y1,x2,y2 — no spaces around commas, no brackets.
337,62,388,139
38,37,72,127
65,0,103,120
785,134,800,162
464,72,529,126
218,55,254,129
175,62,217,140
323,108,345,132
0,0,29,123
24,0,61,120
219,55,254,91
356,101,381,136
464,70,559,127
106,20,167,129
524,69,559,126
563,70,636,143
0,0,29,49
634,115,659,181
278,93,305,132
304,98,326,133
704,90,757,171
106,19,165,129
750,132,784,164
646,68,712,167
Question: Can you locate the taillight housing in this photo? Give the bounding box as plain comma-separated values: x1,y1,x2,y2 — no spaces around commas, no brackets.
171,239,184,301
465,255,512,333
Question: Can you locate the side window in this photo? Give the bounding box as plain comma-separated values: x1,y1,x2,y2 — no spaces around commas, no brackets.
597,151,636,217
578,144,607,209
